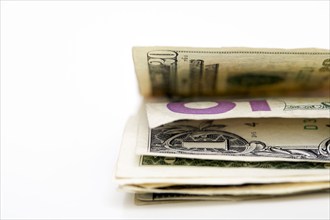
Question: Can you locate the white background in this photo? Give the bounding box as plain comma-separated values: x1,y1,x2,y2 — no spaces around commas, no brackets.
1,1,329,219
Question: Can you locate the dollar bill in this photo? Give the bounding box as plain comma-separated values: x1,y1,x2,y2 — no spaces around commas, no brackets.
134,190,330,205
137,98,330,162
138,118,330,162
140,156,330,169
123,181,330,196
133,46,330,97
134,193,272,205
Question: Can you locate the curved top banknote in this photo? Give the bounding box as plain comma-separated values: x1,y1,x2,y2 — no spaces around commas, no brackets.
133,46,330,97
138,97,330,163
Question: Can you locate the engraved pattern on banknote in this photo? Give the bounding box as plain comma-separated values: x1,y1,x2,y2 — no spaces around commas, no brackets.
227,73,285,88
147,50,178,96
284,101,330,111
319,58,330,72
141,156,329,169
149,121,330,161
175,50,330,55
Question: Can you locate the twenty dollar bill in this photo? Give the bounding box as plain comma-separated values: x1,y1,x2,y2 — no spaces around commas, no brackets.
133,46,330,97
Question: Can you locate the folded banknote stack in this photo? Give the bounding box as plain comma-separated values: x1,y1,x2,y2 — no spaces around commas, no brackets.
115,46,330,204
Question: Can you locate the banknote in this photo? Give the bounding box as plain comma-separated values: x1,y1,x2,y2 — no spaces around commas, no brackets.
134,190,330,205
133,47,330,97
134,193,272,205
140,156,330,169
138,118,330,162
123,181,330,196
137,98,330,162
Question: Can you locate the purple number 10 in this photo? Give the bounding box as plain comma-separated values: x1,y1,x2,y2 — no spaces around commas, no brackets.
167,100,271,114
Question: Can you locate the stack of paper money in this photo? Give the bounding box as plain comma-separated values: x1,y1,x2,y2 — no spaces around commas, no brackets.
115,47,330,204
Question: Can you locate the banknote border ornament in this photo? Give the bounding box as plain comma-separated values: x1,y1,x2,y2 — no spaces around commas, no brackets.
318,137,330,157
284,101,330,111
